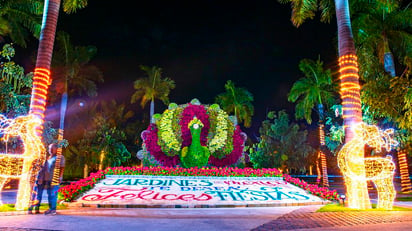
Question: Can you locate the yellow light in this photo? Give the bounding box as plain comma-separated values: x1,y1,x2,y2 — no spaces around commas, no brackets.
338,123,397,210
338,54,362,134
317,124,328,187
30,67,52,129
0,114,46,210
398,149,412,193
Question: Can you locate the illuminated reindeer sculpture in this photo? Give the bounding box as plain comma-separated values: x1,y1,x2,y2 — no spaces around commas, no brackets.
337,123,398,210
0,114,45,210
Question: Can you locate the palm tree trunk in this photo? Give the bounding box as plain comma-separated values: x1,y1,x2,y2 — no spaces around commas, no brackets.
335,0,370,209
335,0,362,142
316,153,321,184
29,0,61,124
383,37,396,77
150,99,155,123
317,104,329,187
21,0,61,211
99,149,106,171
384,52,396,77
318,124,329,187
51,92,67,186
398,149,412,193
84,163,89,178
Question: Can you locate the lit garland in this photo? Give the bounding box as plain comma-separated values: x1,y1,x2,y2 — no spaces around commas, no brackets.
29,68,51,126
398,149,412,193
320,150,328,187
0,114,45,210
338,55,362,133
337,123,398,210
318,123,329,187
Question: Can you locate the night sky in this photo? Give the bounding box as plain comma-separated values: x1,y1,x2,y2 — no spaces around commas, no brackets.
41,0,338,135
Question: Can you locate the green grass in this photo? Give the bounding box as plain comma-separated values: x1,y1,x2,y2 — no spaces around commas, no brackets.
396,192,412,195
317,203,412,212
0,203,68,212
396,197,412,201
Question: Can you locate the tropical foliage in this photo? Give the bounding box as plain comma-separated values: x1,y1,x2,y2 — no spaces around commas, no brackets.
249,110,314,172
352,0,412,79
63,99,134,178
215,80,254,128
131,65,175,122
0,0,43,47
50,31,103,101
0,44,32,116
288,57,336,124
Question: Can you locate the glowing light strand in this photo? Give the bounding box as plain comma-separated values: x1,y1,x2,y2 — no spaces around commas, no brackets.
338,55,362,129
398,149,412,193
29,67,51,123
337,123,398,210
318,124,329,187
0,115,46,209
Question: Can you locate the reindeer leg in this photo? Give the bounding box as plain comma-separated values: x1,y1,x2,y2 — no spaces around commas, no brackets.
0,178,8,206
374,178,396,209
345,177,371,209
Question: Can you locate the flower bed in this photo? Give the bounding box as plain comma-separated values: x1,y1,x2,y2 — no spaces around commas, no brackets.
59,166,340,202
283,174,340,201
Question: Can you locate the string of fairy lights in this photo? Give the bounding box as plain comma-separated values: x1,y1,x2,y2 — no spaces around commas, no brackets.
398,149,412,193
0,49,408,213
0,66,52,210
338,123,398,210
338,55,362,133
0,114,45,209
318,124,329,187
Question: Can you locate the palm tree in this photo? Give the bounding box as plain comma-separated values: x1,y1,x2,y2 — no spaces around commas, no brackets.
352,1,412,79
49,30,102,185
279,0,369,209
95,100,133,170
288,58,336,187
0,0,43,47
352,1,412,194
51,31,103,99
19,0,88,210
29,0,88,129
50,30,102,146
131,65,175,123
215,80,254,128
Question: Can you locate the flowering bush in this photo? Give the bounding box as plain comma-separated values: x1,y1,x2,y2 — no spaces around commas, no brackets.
59,166,340,202
283,174,340,201
209,126,244,166
142,124,180,166
59,171,106,202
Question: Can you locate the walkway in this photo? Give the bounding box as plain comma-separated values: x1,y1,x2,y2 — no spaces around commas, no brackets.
1,202,412,231
252,205,412,230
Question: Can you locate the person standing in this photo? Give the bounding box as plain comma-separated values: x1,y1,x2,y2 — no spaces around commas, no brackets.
28,143,65,215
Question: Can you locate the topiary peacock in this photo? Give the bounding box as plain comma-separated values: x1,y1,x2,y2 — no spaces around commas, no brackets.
180,117,210,168
139,99,247,167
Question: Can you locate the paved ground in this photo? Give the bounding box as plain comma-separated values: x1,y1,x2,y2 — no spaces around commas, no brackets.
0,206,303,231
1,202,412,231
252,205,412,231
2,178,412,230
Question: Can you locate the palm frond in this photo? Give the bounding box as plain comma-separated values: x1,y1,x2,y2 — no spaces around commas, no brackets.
63,0,88,14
